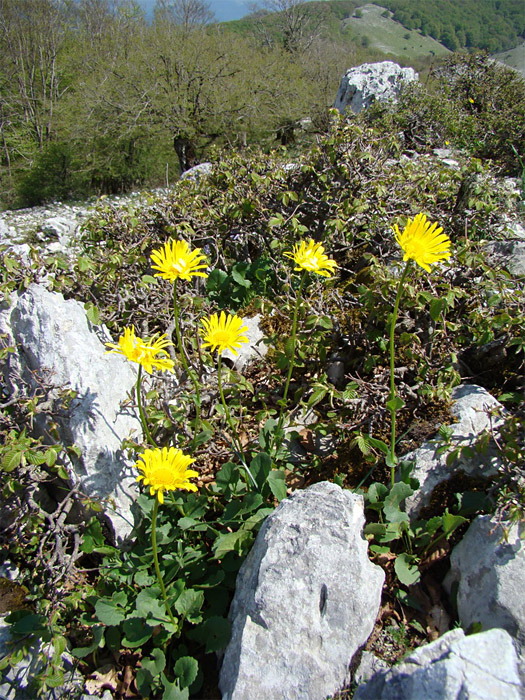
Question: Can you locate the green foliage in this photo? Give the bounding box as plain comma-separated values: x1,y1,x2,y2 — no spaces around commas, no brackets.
379,0,525,53
206,258,276,310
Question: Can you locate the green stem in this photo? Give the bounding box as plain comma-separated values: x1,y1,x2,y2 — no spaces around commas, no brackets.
151,498,178,629
173,281,201,443
272,271,307,453
136,365,156,446
218,353,258,489
388,259,412,486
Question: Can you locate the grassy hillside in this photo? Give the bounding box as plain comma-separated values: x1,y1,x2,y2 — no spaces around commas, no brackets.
343,3,450,60
493,39,525,78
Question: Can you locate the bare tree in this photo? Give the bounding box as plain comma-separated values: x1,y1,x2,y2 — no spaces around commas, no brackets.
154,0,215,34
247,0,327,53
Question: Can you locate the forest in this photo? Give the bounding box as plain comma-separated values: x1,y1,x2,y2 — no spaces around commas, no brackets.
0,0,524,209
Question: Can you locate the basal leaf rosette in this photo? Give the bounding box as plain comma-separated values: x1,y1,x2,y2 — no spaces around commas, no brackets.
392,213,451,272
151,239,208,281
200,311,249,356
283,239,337,277
106,326,175,374
135,447,198,504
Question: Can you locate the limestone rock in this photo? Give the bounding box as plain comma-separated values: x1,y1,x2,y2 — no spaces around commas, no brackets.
334,61,418,115
485,219,525,278
179,162,213,181
219,482,384,700
444,516,525,653
0,284,141,542
354,628,522,700
402,384,504,518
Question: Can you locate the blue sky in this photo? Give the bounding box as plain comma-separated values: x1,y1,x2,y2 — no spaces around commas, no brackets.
138,0,251,22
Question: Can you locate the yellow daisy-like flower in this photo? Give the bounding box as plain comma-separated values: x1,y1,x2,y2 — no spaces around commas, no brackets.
150,239,208,282
392,213,451,273
106,326,175,374
135,447,198,504
200,311,249,356
283,239,337,277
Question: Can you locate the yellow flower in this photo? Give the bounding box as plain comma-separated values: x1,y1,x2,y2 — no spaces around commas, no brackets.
283,239,337,277
150,239,208,281
135,447,198,503
200,311,249,356
106,326,175,374
392,213,451,272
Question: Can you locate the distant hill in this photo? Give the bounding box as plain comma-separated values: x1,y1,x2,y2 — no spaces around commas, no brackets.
493,39,525,78
224,0,524,61
374,0,525,53
343,4,450,60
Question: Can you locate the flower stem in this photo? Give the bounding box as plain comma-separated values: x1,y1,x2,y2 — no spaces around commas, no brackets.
151,498,178,629
173,282,201,443
388,259,412,486
272,271,307,454
136,365,156,446
217,353,258,489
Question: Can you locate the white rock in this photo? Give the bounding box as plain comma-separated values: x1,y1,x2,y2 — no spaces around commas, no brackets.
219,482,384,700
179,162,213,181
444,516,525,653
402,384,504,518
0,284,141,542
354,628,522,700
334,61,418,115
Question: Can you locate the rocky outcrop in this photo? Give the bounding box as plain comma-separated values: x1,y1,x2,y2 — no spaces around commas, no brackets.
219,482,384,700
354,628,522,700
0,284,141,542
402,384,504,518
334,61,418,115
444,515,525,655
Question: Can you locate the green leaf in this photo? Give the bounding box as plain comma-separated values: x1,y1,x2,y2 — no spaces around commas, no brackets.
161,674,189,700
121,618,153,648
267,470,287,501
307,385,327,408
366,436,390,455
174,588,204,623
386,396,405,413
135,668,153,697
141,648,166,677
1,449,21,473
394,553,420,586
429,298,444,322
84,302,100,325
442,510,468,538
250,452,272,489
213,530,253,560
188,616,231,653
174,656,199,689
135,587,167,623
383,482,413,523
366,482,389,505
70,625,104,658
95,598,126,626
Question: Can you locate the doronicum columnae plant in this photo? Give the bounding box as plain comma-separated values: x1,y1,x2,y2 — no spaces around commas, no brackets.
150,238,209,445
387,213,451,485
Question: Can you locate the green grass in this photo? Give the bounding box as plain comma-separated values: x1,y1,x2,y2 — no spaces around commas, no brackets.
344,4,450,61
493,39,525,78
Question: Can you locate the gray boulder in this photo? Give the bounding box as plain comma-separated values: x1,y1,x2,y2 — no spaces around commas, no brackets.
444,516,525,654
334,61,418,115
0,284,141,542
402,384,504,518
485,218,525,278
354,627,522,700
219,482,384,700
179,162,213,182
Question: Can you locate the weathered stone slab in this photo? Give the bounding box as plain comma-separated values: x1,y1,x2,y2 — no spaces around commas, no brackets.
219,482,384,700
